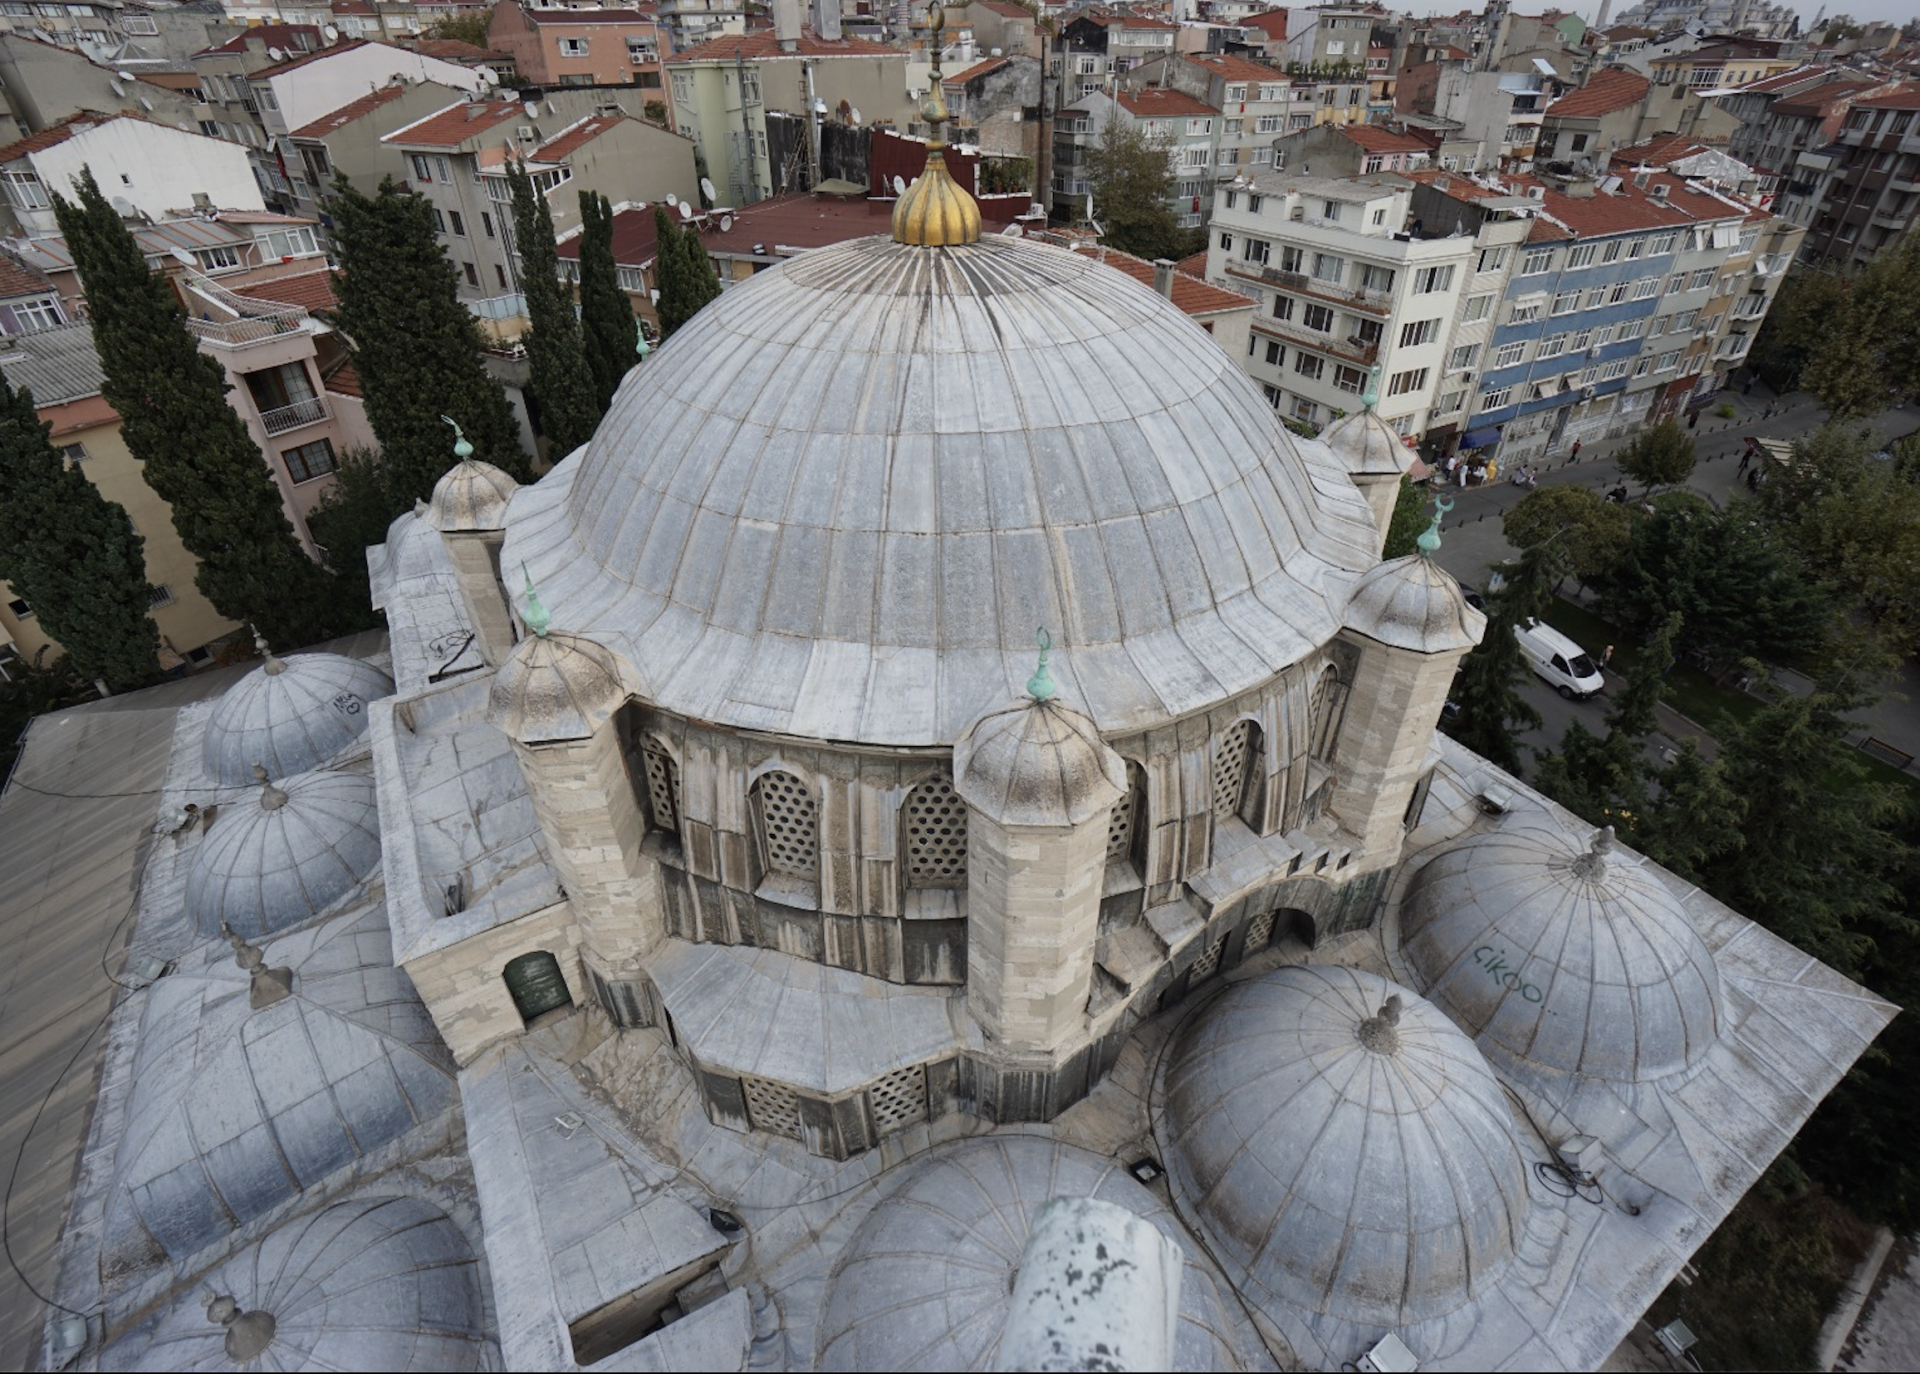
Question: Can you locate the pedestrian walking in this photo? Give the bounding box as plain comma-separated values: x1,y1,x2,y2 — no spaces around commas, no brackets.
1601,644,1614,668
1737,447,1751,475
1687,411,1699,430
1569,439,1582,462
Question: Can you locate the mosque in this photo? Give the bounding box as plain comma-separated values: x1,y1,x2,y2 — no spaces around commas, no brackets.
43,27,1893,1372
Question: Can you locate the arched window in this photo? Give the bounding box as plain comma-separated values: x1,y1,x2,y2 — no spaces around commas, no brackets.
641,742,681,835
1309,667,1345,760
752,769,818,881
504,951,572,1025
903,773,968,888
1106,761,1147,869
1211,719,1265,824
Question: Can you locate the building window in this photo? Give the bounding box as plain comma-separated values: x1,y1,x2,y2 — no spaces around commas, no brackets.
2,170,48,211
1292,352,1325,381
559,36,588,56
6,596,31,619
1447,342,1479,371
1387,367,1428,396
61,441,86,462
496,264,509,288
1333,365,1366,393
12,295,64,331
409,153,434,182
193,245,241,272
1360,263,1395,293
1519,247,1554,276
641,744,680,834
282,438,336,483
431,207,447,234
1106,763,1146,868
1264,339,1283,366
1398,318,1439,348
481,211,495,238
1412,264,1454,293
1492,341,1527,368
258,226,319,259
449,210,466,237
752,769,818,883
1464,294,1493,322
1310,252,1344,283
463,262,480,287
1211,718,1263,824
1482,384,1512,410
1478,245,1509,273
1272,295,1294,322
1537,334,1566,359
1301,303,1334,332
1242,237,1269,264
903,774,967,888
148,584,175,608
1550,290,1580,315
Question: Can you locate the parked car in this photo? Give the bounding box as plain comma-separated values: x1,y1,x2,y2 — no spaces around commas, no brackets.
1514,618,1604,700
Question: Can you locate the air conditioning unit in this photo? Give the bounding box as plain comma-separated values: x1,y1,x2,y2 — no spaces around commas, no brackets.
516,125,537,142
1587,345,1603,358
1580,385,1596,399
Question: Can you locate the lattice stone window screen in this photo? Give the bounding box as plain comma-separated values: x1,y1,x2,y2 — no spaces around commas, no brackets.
1310,670,1346,759
754,769,818,879
904,774,968,887
642,745,681,834
1211,720,1255,818
1189,929,1229,983
868,1064,930,1137
1105,787,1137,863
741,1075,804,1140
1244,909,1277,954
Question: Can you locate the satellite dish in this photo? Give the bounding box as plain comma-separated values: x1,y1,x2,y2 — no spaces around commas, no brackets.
115,69,133,80
892,175,907,195
524,101,538,118
666,191,679,206
477,66,498,87
1000,222,1021,235
700,176,718,202
267,45,285,61
849,106,862,125
323,23,338,41
169,247,195,265
678,201,695,222
719,213,734,231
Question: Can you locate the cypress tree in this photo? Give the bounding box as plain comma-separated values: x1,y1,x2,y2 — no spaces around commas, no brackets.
653,205,687,339
327,175,527,500
681,224,722,322
53,168,340,650
578,189,635,414
0,373,158,690
507,161,596,456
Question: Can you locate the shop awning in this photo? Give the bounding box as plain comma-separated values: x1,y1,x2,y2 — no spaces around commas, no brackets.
1461,426,1503,450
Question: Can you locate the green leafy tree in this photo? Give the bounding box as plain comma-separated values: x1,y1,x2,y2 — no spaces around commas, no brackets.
1617,416,1696,493
507,161,597,456
306,447,404,625
1796,237,1920,415
1441,543,1555,774
1084,117,1191,263
54,167,341,649
1600,496,1826,670
1501,484,1633,589
0,374,158,689
1748,267,1846,393
1632,739,1745,884
327,175,526,500
427,10,492,46
1532,612,1681,827
653,204,720,339
1381,477,1427,559
577,189,636,414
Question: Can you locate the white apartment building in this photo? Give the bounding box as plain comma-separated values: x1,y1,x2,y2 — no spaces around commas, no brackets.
1203,174,1529,438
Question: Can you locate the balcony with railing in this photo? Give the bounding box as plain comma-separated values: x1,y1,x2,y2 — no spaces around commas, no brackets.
259,394,329,436
182,270,315,350
1225,261,1394,316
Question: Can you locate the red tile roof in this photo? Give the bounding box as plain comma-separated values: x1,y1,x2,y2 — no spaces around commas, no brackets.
290,82,411,139
1732,64,1835,95
1406,167,1758,242
233,268,338,313
1339,123,1432,153
412,38,504,63
322,361,363,398
1182,52,1288,83
555,202,661,268
520,7,651,22
1771,80,1877,118
1546,66,1650,118
1068,242,1250,317
331,0,377,15
1858,82,1920,110
945,56,1011,85
196,25,322,57
667,30,899,62
383,100,525,148
1611,133,1722,166
1115,87,1219,119
0,256,53,300
534,114,627,162
1175,247,1210,277
0,111,112,165
1239,10,1289,41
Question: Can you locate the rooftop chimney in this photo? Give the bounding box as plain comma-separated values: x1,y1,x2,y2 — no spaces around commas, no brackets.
774,0,802,53
1152,258,1175,298
811,0,841,42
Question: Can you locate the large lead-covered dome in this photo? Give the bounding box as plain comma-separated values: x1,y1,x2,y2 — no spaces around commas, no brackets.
502,235,1378,745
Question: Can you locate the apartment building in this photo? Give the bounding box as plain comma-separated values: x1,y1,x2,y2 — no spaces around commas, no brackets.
1124,52,1293,181
283,79,469,222
1055,86,1220,226
488,4,663,91
1272,121,1434,178
384,96,698,330
0,32,206,142
654,0,749,55
1534,66,1653,165
1055,12,1179,106
1202,175,1532,440
0,114,265,238
1790,83,1920,271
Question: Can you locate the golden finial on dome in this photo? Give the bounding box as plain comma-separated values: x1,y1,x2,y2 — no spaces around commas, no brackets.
891,0,982,247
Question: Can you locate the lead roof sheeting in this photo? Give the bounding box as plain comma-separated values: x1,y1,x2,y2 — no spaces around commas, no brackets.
200,651,393,786
502,234,1378,745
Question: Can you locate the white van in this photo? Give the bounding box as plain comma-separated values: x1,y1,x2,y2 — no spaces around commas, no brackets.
1514,618,1605,700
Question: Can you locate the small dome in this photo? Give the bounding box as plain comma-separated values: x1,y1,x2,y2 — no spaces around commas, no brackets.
103,905,457,1268
953,696,1126,827
818,1136,1248,1372
183,769,380,939
486,631,627,743
1344,555,1485,653
117,1196,489,1371
1320,405,1410,478
430,456,519,532
1161,964,1527,1328
201,652,392,786
1403,818,1722,1086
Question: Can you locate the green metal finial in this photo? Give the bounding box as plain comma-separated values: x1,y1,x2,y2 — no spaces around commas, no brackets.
442,415,473,461
1361,364,1382,411
520,562,551,637
634,322,651,360
1416,495,1452,557
1026,627,1056,702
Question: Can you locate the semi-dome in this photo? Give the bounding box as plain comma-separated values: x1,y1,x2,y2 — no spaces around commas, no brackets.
486,630,628,744
1320,404,1409,478
201,651,393,786
1160,964,1527,1328
953,695,1126,827
817,1136,1248,1371
117,1195,489,1371
430,454,519,532
1402,818,1722,1085
182,768,381,939
1344,554,1485,653
103,906,457,1268
501,234,1380,745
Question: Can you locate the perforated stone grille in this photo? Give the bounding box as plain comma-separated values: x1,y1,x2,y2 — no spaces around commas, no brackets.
904,775,968,887
1212,720,1254,818
1245,909,1277,954
1311,670,1346,759
741,1075,804,1140
642,746,680,834
868,1064,929,1137
1190,930,1229,983
755,770,818,879
1106,788,1137,864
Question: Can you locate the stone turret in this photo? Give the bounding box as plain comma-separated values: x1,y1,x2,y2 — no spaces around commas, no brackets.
1320,375,1415,555
428,421,520,666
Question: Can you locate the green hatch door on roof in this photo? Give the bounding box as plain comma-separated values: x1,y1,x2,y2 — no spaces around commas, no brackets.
504,950,573,1024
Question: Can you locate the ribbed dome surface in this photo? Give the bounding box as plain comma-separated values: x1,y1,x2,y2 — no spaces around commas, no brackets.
1344,555,1485,653
1161,965,1526,1328
120,1196,488,1371
1402,817,1722,1085
953,696,1126,827
817,1136,1247,1371
501,234,1378,745
183,770,381,939
486,631,627,743
429,455,518,532
1320,405,1409,478
201,653,392,786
